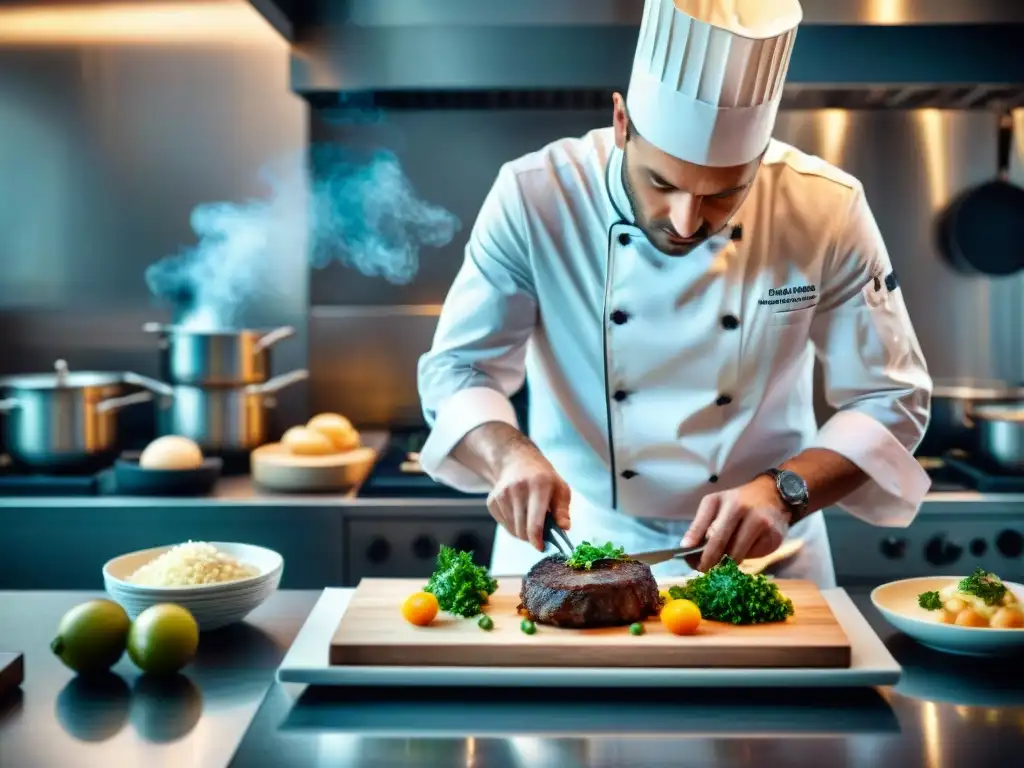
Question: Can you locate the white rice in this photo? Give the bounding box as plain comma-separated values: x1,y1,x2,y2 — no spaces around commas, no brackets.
127,541,259,587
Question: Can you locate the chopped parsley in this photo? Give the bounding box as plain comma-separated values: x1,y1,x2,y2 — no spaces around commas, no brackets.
917,591,943,611
423,545,498,618
564,541,629,570
957,568,1007,606
667,556,795,625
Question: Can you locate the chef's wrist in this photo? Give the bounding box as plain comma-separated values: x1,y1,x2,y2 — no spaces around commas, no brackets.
756,469,814,526
454,421,530,483
750,473,794,524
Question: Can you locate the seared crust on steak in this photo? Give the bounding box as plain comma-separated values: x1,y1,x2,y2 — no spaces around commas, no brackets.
519,556,661,628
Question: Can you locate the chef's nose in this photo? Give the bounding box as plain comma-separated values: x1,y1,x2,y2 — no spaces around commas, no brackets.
669,193,703,238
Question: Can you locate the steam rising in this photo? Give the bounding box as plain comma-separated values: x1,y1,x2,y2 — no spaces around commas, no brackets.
145,143,460,330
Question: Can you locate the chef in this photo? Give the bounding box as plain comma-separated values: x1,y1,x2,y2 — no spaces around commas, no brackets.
416,0,932,588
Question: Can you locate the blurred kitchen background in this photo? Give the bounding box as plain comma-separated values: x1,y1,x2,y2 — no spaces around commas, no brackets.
1,0,1023,590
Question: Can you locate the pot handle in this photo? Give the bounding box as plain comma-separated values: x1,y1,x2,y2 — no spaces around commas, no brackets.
0,398,20,413
245,369,308,407
252,326,295,355
95,391,154,415
123,372,176,398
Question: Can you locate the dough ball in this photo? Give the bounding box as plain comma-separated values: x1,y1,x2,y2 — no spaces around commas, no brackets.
991,607,1024,629
139,436,204,470
282,426,337,456
306,413,360,452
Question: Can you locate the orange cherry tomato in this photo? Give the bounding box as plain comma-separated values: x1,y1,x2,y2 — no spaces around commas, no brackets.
660,598,702,636
401,592,439,626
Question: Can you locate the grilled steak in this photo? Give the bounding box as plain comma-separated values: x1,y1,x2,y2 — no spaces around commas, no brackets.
519,556,661,628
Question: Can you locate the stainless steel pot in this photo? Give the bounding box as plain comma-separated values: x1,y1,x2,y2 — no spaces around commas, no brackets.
919,382,1024,456
143,322,296,387
0,360,156,472
969,403,1024,472
153,369,308,452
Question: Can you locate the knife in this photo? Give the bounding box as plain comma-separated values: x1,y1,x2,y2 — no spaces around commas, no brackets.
626,544,706,568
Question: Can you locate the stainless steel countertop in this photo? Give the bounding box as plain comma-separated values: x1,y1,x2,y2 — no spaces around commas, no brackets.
3,590,1023,767
236,588,1024,767
0,590,320,768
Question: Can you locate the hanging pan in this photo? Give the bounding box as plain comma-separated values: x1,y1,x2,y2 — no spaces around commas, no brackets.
937,113,1024,277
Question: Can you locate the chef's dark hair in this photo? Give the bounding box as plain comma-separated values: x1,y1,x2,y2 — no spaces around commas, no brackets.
625,116,640,143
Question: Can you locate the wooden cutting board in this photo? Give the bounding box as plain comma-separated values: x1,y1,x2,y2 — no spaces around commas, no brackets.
330,578,852,669
251,443,376,492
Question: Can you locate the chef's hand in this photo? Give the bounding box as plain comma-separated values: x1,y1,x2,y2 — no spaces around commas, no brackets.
488,444,571,553
679,476,790,572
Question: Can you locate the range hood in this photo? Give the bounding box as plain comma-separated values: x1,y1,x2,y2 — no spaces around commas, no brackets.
251,0,1024,109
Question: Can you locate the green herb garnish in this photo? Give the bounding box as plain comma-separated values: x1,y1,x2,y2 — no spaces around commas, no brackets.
520,619,536,635
667,556,794,625
956,568,1007,606
564,540,629,570
917,590,943,611
629,622,644,636
477,615,494,631
423,545,498,618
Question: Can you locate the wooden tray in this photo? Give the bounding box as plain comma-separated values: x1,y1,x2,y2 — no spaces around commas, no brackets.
251,444,375,492
329,577,852,669
277,589,900,688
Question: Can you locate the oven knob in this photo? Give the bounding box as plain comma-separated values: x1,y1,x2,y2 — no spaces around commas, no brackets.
880,537,907,559
366,538,390,564
996,530,1023,558
925,535,963,567
412,535,438,560
453,532,482,554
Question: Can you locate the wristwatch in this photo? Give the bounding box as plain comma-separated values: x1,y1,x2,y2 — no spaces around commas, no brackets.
764,468,809,523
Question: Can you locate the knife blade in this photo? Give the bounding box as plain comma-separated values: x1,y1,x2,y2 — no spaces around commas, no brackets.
626,544,706,568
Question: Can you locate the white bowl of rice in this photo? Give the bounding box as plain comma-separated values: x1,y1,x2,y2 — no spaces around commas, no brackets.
103,541,284,631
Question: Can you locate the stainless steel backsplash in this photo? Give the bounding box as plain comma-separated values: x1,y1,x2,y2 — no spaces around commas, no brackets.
0,4,311,432
308,108,1024,426
0,15,1019,431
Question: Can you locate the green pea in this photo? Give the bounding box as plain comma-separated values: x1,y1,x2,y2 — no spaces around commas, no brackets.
478,615,494,631
629,622,644,636
520,619,536,635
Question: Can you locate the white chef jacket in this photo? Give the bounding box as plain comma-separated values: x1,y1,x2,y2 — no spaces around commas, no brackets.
417,127,932,587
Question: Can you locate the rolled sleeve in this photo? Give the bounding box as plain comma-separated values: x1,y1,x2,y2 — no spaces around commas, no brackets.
809,185,933,527
418,387,521,493
417,163,537,491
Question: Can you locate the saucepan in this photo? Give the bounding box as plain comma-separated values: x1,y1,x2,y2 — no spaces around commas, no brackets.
143,322,296,387
917,381,1024,457
969,403,1024,473
0,360,161,472
143,369,309,453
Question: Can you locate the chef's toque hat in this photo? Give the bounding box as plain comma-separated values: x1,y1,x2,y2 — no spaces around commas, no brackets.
626,0,803,167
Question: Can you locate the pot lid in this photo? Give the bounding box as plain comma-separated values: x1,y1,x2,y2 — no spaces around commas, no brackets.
0,360,124,390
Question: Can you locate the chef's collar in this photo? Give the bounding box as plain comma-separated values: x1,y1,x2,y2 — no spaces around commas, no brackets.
603,144,744,245
605,144,634,226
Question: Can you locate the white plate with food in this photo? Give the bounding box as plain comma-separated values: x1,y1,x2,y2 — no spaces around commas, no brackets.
103,541,283,630
871,571,1024,657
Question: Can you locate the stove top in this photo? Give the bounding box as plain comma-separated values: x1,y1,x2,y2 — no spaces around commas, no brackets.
357,429,486,499
0,448,252,497
921,452,1024,493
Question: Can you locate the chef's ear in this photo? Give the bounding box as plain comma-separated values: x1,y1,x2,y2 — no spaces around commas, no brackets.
612,93,629,150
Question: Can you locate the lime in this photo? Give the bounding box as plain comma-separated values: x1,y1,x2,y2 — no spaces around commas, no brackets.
126,604,199,676
50,599,131,675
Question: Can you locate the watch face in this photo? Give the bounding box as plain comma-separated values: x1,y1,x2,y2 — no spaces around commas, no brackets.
778,470,808,502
